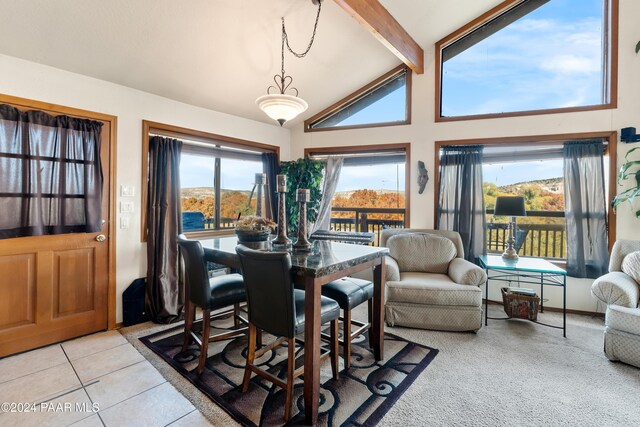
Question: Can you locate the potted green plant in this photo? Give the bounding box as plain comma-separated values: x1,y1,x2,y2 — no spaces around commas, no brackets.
612,147,640,217
234,215,276,242
279,158,324,234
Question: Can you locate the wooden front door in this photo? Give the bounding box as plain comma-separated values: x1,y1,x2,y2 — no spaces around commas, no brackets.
0,96,115,357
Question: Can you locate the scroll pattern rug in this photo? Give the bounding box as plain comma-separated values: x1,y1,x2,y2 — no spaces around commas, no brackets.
140,319,438,426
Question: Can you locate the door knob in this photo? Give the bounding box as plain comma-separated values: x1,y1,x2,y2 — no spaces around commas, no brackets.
96,234,106,242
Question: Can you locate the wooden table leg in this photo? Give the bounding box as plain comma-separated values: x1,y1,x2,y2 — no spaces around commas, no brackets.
304,276,321,425
372,257,385,361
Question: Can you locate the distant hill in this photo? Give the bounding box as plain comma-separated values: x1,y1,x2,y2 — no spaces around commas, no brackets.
181,187,250,198
497,177,563,194
334,189,405,199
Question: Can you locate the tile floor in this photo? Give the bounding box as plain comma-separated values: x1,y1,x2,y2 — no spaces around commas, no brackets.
0,331,213,426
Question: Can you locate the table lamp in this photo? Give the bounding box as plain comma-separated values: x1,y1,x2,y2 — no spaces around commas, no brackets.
494,196,526,261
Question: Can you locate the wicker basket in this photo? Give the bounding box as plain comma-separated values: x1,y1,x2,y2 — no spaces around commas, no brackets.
501,288,540,321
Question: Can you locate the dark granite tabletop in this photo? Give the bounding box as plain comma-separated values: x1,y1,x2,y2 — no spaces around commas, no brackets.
199,235,388,278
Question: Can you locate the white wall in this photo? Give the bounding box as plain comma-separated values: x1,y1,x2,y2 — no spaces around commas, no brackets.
0,54,290,323
290,0,640,312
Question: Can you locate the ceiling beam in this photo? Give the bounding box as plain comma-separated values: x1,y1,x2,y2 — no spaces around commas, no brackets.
333,0,424,74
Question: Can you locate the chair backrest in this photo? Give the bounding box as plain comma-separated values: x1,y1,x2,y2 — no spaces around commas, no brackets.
177,235,211,309
609,240,640,272
380,228,465,259
236,245,296,338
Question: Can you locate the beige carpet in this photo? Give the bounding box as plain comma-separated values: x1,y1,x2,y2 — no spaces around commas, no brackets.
120,304,640,426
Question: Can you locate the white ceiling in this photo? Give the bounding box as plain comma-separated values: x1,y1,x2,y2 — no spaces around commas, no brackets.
0,0,501,127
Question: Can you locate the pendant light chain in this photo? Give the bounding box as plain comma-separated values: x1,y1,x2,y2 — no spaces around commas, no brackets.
282,0,322,59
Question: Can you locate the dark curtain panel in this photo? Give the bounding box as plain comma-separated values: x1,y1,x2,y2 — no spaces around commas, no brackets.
0,104,103,239
563,140,608,278
262,152,279,221
146,136,184,323
437,145,486,261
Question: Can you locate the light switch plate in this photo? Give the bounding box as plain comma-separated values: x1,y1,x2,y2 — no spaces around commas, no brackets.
120,201,134,213
120,216,130,229
120,185,135,197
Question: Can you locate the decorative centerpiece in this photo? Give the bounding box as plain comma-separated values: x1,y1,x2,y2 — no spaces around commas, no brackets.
234,215,276,243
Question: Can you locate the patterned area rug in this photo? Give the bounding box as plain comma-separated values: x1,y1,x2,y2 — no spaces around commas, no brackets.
140,319,438,426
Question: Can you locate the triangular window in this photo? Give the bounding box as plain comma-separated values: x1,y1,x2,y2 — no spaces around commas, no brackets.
304,65,411,132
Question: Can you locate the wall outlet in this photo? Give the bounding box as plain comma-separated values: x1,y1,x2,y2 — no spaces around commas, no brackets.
120,201,134,213
120,185,135,197
120,216,130,229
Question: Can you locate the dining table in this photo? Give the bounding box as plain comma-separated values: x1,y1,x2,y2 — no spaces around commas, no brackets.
198,235,388,425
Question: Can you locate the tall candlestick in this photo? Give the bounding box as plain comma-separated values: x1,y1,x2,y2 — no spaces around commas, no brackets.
293,188,312,251
255,173,266,217
277,174,287,193
272,175,291,247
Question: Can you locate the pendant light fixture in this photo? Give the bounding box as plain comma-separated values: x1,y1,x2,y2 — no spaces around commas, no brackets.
256,0,322,126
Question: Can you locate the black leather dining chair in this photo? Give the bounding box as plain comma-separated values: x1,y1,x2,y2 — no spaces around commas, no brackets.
177,235,248,375
321,277,374,369
236,245,340,422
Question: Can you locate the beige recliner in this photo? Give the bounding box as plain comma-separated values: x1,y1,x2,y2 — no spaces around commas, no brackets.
591,240,640,368
381,229,487,332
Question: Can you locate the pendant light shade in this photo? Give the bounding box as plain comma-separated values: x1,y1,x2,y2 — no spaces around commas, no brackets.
256,93,308,126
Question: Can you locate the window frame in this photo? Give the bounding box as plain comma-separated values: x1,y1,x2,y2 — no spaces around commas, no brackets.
140,120,279,242
304,143,411,227
433,131,618,258
304,65,412,132
434,0,619,122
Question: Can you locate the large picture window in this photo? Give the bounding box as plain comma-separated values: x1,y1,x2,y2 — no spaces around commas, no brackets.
141,121,278,240
179,149,264,232
436,0,617,121
305,144,410,245
434,132,617,262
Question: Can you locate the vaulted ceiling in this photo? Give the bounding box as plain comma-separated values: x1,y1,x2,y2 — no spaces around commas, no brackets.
0,0,501,126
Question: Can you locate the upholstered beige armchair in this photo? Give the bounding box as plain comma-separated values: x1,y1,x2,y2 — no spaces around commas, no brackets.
591,240,640,368
380,229,487,332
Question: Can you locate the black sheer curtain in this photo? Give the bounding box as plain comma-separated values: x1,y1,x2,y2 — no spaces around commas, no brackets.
437,145,486,261
563,140,608,278
262,152,279,221
146,136,183,323
0,104,103,239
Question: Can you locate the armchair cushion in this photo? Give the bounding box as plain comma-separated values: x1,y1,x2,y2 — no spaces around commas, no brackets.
387,233,457,274
448,258,487,286
621,251,640,284
606,305,640,335
591,272,640,308
386,273,483,306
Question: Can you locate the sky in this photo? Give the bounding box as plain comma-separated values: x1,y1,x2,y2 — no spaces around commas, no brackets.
335,163,405,193
180,153,262,190
335,85,405,127
442,0,604,116
483,159,563,187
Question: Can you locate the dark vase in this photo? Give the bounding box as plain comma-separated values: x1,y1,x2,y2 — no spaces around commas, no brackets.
235,229,271,242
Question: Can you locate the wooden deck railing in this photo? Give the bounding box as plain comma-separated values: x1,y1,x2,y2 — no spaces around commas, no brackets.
486,210,566,259
329,207,405,246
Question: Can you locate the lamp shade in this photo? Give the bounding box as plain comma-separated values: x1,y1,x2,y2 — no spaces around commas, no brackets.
256,94,308,126
494,196,526,217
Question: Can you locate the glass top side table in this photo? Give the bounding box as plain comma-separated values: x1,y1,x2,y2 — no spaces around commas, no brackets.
478,255,567,337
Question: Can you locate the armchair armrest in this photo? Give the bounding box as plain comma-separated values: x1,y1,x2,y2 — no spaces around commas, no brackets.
385,255,400,282
592,272,640,308
448,258,487,286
